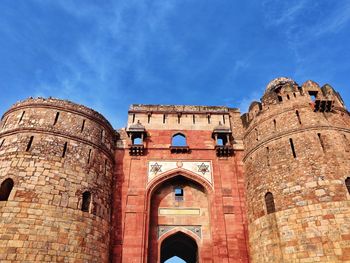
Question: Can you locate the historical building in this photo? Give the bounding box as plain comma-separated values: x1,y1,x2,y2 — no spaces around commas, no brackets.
0,77,349,263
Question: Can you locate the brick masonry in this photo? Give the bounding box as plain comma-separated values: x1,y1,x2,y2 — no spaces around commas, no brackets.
243,78,350,262
0,98,114,262
0,77,349,262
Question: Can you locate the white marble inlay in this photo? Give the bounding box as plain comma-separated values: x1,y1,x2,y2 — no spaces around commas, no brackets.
148,160,212,184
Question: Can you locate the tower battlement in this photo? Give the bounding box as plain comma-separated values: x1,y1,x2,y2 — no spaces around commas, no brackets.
127,104,240,131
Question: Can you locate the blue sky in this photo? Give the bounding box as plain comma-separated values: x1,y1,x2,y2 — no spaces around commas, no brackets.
1,0,350,128
165,256,185,263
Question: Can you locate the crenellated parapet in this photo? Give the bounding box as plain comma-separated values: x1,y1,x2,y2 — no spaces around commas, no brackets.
128,104,233,131
121,104,245,154
0,97,115,155
242,77,350,155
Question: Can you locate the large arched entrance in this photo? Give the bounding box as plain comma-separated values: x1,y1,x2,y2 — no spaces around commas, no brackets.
161,232,198,263
147,174,211,262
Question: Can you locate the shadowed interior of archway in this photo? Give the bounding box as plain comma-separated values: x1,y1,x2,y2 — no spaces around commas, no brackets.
161,232,198,263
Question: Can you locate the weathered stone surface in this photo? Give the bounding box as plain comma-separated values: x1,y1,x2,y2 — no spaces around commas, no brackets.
113,104,248,263
0,98,114,262
244,78,350,263
0,78,349,262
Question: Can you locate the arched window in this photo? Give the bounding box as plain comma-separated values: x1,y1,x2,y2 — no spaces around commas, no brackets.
132,136,143,145
172,133,187,147
0,178,14,201
81,191,91,212
174,186,184,201
217,138,224,146
265,192,276,214
345,177,350,194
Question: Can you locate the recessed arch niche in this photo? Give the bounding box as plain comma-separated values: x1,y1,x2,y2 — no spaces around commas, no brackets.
147,175,211,262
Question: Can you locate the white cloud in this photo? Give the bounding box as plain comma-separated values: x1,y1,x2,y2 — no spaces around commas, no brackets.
238,89,263,113
262,0,307,26
260,0,350,83
29,0,184,127
312,2,350,36
262,0,350,41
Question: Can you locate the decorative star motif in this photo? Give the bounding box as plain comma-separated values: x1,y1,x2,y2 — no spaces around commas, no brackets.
197,163,209,175
150,162,162,174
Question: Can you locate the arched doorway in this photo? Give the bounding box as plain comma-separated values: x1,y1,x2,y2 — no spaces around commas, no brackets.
147,174,211,262
161,232,198,263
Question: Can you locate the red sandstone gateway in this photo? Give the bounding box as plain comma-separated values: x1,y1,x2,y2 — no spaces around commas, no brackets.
0,78,350,262
114,104,248,262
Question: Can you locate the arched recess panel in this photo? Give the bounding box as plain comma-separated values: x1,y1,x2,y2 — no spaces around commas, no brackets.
147,175,210,262
172,133,187,146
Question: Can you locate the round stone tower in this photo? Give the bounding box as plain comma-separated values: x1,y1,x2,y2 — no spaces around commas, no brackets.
242,77,350,262
0,98,115,262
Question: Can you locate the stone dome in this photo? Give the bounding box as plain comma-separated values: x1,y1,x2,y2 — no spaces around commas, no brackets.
265,77,297,93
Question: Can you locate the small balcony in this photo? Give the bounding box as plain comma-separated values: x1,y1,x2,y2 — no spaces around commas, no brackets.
127,120,147,156
215,145,233,157
170,146,190,154
212,122,233,157
129,144,145,156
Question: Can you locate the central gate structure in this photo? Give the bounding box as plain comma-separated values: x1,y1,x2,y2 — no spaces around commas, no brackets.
112,104,249,262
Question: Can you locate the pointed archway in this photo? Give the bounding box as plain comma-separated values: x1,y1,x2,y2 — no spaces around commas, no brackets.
146,173,211,262
161,232,198,263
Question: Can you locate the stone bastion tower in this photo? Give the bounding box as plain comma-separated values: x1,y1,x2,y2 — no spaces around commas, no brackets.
0,98,115,262
242,78,350,262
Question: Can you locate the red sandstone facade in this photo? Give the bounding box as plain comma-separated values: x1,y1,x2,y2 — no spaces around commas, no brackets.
112,105,248,262
0,77,349,263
